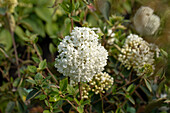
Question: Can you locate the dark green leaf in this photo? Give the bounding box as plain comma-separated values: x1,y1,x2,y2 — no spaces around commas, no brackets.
126,94,135,105
59,78,68,91
127,84,135,94
13,78,21,87
5,101,15,113
0,7,6,15
26,89,41,100
144,78,152,92
160,49,168,58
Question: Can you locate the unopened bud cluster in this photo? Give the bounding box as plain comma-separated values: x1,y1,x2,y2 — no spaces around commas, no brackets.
89,72,114,94
81,84,91,99
118,34,160,76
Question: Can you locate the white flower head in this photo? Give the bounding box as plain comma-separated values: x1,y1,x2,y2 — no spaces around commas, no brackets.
55,27,108,82
118,34,160,76
134,6,160,35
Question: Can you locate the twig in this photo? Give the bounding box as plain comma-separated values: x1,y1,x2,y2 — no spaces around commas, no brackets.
46,67,59,85
6,13,20,77
78,82,82,100
70,0,74,31
60,95,79,112
33,43,43,61
41,87,52,111
32,43,59,86
0,48,9,58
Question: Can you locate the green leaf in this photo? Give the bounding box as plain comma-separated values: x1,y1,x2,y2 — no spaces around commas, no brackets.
81,100,91,106
127,84,135,94
26,79,36,84
43,110,50,113
35,7,52,23
27,65,37,73
44,100,49,107
59,78,68,91
77,106,84,113
49,43,56,54
38,94,47,100
160,49,168,58
127,107,136,113
15,26,25,41
13,78,21,87
0,29,12,51
126,95,135,105
91,94,102,113
144,78,152,92
26,89,41,100
67,84,76,95
5,101,15,113
45,22,58,36
18,87,28,102
32,56,40,63
96,0,111,20
20,15,45,37
39,59,47,70
42,75,51,83
49,95,60,102
144,98,166,113
72,16,80,22
35,73,43,82
59,2,70,13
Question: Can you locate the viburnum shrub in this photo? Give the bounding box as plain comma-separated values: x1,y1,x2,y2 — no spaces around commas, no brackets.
0,0,169,113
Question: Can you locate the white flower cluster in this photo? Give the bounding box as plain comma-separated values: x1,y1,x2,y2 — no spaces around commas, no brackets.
134,6,160,36
118,34,160,76
89,72,114,94
55,27,108,82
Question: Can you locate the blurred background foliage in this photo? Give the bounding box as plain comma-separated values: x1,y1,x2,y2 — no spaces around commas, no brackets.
0,0,170,113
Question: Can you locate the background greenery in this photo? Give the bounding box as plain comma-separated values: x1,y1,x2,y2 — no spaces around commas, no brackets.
0,0,170,113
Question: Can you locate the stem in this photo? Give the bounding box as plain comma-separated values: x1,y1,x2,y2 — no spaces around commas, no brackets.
33,43,43,61
70,0,74,31
41,87,52,112
32,43,59,86
0,48,9,58
6,13,20,77
117,74,144,91
100,92,104,112
46,68,59,85
78,82,82,100
60,95,79,112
